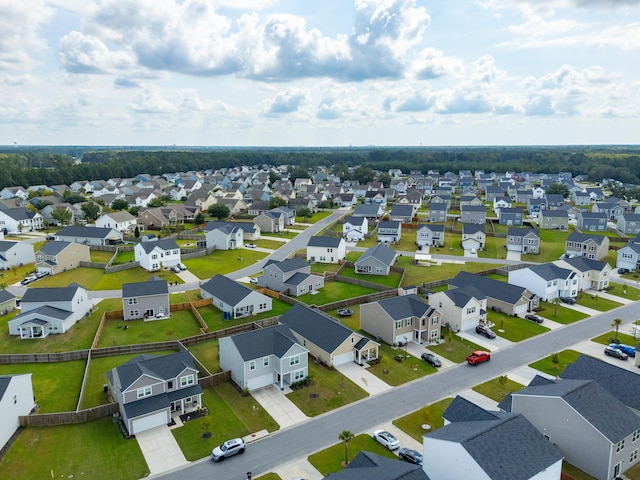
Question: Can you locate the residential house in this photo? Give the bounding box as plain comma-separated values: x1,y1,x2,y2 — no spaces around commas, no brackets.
360,294,441,346
428,202,448,223
558,203,581,221
389,177,408,194
430,193,451,209
389,204,415,223
107,351,203,435
270,206,295,225
539,209,569,230
593,202,625,221
515,188,534,203
0,240,35,270
0,374,35,450
532,185,546,199
461,223,485,251
617,213,640,235
219,324,309,391
460,195,483,207
573,191,592,206
203,221,244,250
35,241,90,275
485,186,508,202
416,223,445,248
554,256,611,291
502,377,640,480
342,215,368,242
201,274,272,319
252,210,283,234
0,207,44,233
0,289,17,316
216,196,248,216
616,243,640,271
355,244,397,275
565,232,610,260
492,196,512,214
231,222,260,241
423,396,563,480
396,189,423,207
184,189,216,212
122,278,170,320
279,303,379,366
449,272,538,316
363,190,387,208
0,186,29,200
8,283,92,339
333,193,356,208
377,220,402,244
460,205,486,224
134,239,181,271
95,211,137,233
324,452,428,480
288,197,316,213
577,211,608,232
306,236,346,263
508,263,578,302
506,227,540,254
137,207,170,229
257,258,324,297
427,286,487,332
352,204,384,222
56,225,123,246
248,200,271,216
527,197,547,215
499,207,524,226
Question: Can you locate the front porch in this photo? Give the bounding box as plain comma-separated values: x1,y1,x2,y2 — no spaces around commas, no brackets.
18,319,50,339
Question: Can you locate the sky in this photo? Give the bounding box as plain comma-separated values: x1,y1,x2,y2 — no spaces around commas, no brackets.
0,0,639,147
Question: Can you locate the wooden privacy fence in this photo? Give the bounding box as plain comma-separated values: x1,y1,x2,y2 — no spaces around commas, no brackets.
19,403,119,427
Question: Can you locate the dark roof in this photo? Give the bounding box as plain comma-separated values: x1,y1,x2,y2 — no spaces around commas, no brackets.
375,294,435,321
427,413,563,480
378,220,401,230
37,241,75,256
418,223,444,233
283,271,313,286
307,236,343,248
449,272,532,305
121,384,203,420
527,263,574,281
201,274,255,305
203,221,242,234
567,231,606,245
353,204,381,216
443,395,503,423
227,324,300,361
1,207,37,221
0,289,16,304
344,215,366,227
0,240,21,252
137,238,179,253
21,284,85,304
122,278,169,298
356,244,397,266
461,205,486,212
263,257,309,273
13,305,73,321
279,304,356,353
429,202,447,211
562,354,640,412
390,204,414,216
441,285,486,307
462,223,485,234
57,226,120,239
113,351,198,391
497,375,554,412
507,227,539,238
324,451,428,480
540,209,568,218
558,256,608,272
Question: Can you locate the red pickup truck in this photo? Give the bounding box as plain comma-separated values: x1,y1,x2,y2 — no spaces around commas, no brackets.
466,350,491,365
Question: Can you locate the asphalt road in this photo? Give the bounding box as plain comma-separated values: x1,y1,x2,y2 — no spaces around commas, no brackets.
155,300,640,480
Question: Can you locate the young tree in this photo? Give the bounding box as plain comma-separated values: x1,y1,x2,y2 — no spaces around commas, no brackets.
194,212,205,225
81,201,101,221
51,207,72,226
338,430,355,466
208,204,230,220
612,318,622,342
134,225,140,238
269,196,288,209
297,207,312,221
111,198,129,211
147,197,165,208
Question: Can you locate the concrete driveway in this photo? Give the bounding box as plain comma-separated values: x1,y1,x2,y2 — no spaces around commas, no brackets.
457,330,513,351
506,250,521,261
251,385,308,429
136,425,188,476
276,458,323,480
335,362,392,396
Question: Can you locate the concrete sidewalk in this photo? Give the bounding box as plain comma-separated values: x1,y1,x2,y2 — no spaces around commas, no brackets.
251,385,309,429
136,425,188,476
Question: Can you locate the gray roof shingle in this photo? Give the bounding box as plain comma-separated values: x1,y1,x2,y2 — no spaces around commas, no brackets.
227,324,299,361
201,274,254,306
307,236,343,248
449,272,533,305
279,304,355,353
122,278,169,298
375,294,435,321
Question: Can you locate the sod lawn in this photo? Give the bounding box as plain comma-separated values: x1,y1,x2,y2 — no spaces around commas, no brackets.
366,343,438,386
428,328,486,363
183,249,268,279
472,376,525,402
528,349,583,377
392,397,454,442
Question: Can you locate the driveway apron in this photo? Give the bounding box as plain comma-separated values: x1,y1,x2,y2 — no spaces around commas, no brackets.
136,425,188,476
335,362,392,396
251,385,309,429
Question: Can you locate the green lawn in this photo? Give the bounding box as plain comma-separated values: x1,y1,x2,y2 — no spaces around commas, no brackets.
472,376,525,402
310,262,343,274
428,328,486,363
308,434,397,476
34,266,182,290
606,283,640,301
591,330,638,346
188,339,221,373
197,299,290,331
90,249,115,263
0,417,149,480
286,362,368,416
488,311,550,342
366,343,438,386
0,263,38,285
112,250,136,264
255,474,282,480
183,249,268,279
172,382,278,461
300,211,333,223
0,360,86,413
297,281,378,306
96,310,203,347
529,349,583,377
170,289,202,304
525,229,572,263
255,239,287,250
398,255,503,286
575,292,623,311
263,230,300,239
536,302,589,324
326,308,360,331
393,397,453,442
338,267,403,288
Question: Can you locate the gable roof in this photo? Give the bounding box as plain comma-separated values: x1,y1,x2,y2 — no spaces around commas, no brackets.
567,232,607,245
507,227,539,238
389,204,415,216
444,395,504,423
201,274,255,305
343,215,366,227
307,236,343,248
0,289,16,304
375,294,436,321
226,324,300,361
122,278,169,298
449,272,534,304
137,238,179,253
526,263,574,281
324,451,428,480
21,283,85,304
352,204,381,216
440,285,485,307
356,244,397,266
112,351,198,391
57,226,120,239
37,240,75,256
263,257,309,273
557,256,609,272
462,223,485,235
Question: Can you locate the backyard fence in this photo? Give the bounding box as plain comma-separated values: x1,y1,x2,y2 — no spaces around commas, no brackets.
19,403,119,427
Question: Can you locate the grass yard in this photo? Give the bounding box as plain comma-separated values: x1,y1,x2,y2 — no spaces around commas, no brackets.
326,308,360,331
429,328,485,363
188,339,221,374
310,262,343,274
337,267,403,288
264,230,300,239
562,462,597,480
536,302,589,324
591,330,638,347
308,433,397,476
0,263,38,285
606,283,640,301
529,349,583,377
170,289,202,304
286,362,368,416
366,343,438,386
183,249,267,279
256,474,282,480
297,281,378,306
0,360,86,413
90,249,115,263
393,397,454,442
172,382,278,461
96,310,203,347
575,292,623,311
0,417,149,480
112,249,136,264
488,311,550,342
255,238,287,250
197,299,290,332
526,229,572,263
397,255,503,286
34,266,182,290
472,376,525,402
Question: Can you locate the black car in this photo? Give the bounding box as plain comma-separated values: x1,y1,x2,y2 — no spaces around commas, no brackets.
618,268,630,274
398,448,423,465
476,324,496,339
524,314,544,324
421,352,442,368
559,296,576,305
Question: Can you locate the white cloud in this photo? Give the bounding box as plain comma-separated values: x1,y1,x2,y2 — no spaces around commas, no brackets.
411,47,465,79
130,85,176,114
58,31,135,73
261,87,310,117
0,0,52,71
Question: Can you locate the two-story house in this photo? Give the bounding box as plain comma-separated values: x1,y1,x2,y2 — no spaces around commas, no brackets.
201,274,272,319
107,351,203,435
389,204,415,223
508,263,578,302
0,240,35,270
342,215,368,242
460,205,486,224
539,209,569,230
254,210,285,233
377,220,402,244
554,256,611,291
428,286,487,333
35,241,90,275
306,236,346,264
0,374,35,450
461,223,485,251
498,207,523,226
577,211,608,232
122,278,170,320
95,211,137,233
56,225,123,246
134,238,181,271
256,258,324,296
203,221,244,250
0,207,44,233
617,242,640,271
428,202,448,223
565,232,609,261
617,213,640,235
506,227,540,254
416,223,445,248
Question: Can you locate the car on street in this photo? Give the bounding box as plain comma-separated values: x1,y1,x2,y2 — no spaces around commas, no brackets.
211,438,246,462
21,275,38,285
475,324,496,339
618,268,630,274
559,296,576,305
398,448,423,465
524,314,544,324
372,430,400,450
609,343,636,357
420,352,442,368
604,346,628,360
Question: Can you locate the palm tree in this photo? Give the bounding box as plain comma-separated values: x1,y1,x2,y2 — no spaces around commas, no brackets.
338,430,355,466
612,318,622,342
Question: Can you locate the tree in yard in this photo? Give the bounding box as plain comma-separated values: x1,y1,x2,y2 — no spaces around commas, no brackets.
194,212,205,225
612,318,622,342
17,222,23,236
111,198,129,211
134,225,140,238
147,197,165,208
297,207,312,221
338,430,355,466
128,206,140,216
208,204,230,220
545,182,570,199
51,207,72,226
269,196,288,209
498,375,508,395
81,201,101,221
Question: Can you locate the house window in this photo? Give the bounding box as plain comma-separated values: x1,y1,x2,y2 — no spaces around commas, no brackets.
395,320,403,329
375,267,383,273
319,256,326,262
263,357,269,367
617,439,625,452
259,303,267,310
293,369,305,381
127,298,138,305
430,329,439,339
167,381,173,389
466,306,476,315
137,386,152,398
13,394,17,404
631,449,638,463
432,317,438,325
406,319,412,327
327,248,333,253
633,429,640,442
151,254,158,260
180,374,195,387
249,361,255,371
290,355,300,366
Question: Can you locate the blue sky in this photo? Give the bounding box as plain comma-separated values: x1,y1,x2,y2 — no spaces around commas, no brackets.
0,0,638,146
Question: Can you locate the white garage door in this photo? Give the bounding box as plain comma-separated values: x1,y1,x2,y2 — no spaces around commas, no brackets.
131,411,168,434
247,374,273,391
332,351,355,366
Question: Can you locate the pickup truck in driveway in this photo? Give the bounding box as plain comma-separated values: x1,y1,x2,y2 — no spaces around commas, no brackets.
466,350,491,365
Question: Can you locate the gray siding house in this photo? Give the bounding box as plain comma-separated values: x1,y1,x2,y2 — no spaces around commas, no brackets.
617,213,640,235
355,244,397,275
565,232,609,260
498,207,523,226
377,220,401,244
0,240,35,270
428,202,448,223
56,225,122,246
416,223,445,248
257,258,324,296
201,274,272,319
506,227,540,254
460,205,486,224
577,211,608,232
539,209,568,230
122,278,170,320
616,243,640,271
